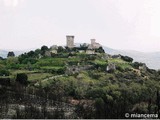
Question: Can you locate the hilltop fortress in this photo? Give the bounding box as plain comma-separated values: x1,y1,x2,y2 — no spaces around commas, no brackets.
47,35,104,57
66,35,101,49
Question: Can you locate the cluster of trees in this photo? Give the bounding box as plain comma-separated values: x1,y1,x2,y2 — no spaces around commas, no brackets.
0,64,160,119
0,45,105,71
7,51,15,57
60,72,160,118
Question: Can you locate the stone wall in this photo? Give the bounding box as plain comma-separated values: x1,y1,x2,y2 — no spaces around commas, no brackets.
65,65,94,75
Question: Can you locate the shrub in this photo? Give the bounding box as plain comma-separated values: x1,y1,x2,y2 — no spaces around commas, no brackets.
116,65,124,72
86,87,106,99
121,56,133,62
95,47,105,53
0,69,10,76
7,51,15,57
16,73,28,85
22,58,38,64
132,62,144,69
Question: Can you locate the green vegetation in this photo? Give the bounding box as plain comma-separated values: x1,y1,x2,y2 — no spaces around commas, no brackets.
7,51,15,57
0,45,160,119
28,73,52,82
16,73,28,85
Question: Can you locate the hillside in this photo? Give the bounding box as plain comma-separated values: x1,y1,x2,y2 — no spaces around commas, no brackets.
103,46,160,70
1,45,160,70
0,45,160,119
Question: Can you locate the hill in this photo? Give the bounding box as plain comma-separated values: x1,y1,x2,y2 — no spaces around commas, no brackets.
1,45,160,70
0,45,160,119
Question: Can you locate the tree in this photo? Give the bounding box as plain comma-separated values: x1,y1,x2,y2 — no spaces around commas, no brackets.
95,47,105,53
16,73,28,85
7,51,15,57
0,69,10,76
57,46,65,53
41,45,49,51
27,51,35,58
6,57,20,69
157,90,160,117
95,98,105,118
80,43,88,50
27,62,32,71
41,45,49,56
34,49,41,57
132,62,144,69
121,55,133,62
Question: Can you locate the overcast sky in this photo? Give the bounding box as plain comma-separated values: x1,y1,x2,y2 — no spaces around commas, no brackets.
0,0,160,52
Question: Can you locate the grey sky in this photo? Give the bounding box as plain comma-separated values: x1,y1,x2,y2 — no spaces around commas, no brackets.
0,0,160,52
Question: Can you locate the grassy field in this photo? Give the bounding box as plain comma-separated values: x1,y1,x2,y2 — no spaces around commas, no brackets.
8,69,53,83
10,70,39,75
108,58,132,69
28,73,53,82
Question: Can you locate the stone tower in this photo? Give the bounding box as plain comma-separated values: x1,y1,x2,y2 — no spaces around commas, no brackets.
90,39,101,49
66,35,74,48
91,39,96,44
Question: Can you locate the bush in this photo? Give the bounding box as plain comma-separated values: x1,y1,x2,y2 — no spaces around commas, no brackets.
95,98,105,118
0,69,10,76
132,62,144,69
121,56,133,62
7,51,15,57
16,73,28,85
95,47,105,53
86,87,106,99
88,71,101,79
93,60,107,71
21,58,38,64
41,66,65,74
116,65,124,72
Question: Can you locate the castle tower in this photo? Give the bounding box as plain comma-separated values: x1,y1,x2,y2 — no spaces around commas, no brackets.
91,39,96,45
90,39,101,49
66,35,74,48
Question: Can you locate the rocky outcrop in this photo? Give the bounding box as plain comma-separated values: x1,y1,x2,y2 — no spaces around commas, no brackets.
139,64,147,72
65,65,94,75
106,63,116,72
